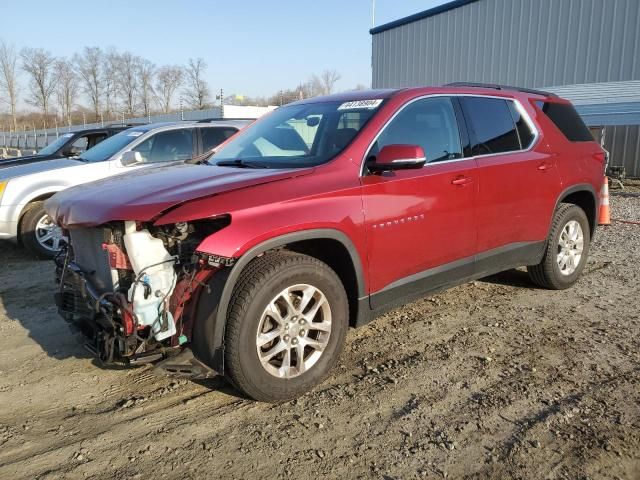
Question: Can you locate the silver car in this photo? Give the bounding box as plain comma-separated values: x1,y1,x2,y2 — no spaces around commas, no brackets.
0,120,250,257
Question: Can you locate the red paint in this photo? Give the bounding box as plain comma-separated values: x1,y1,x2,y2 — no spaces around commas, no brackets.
50,86,605,299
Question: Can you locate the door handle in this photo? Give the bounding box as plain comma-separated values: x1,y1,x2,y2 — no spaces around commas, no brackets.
537,162,551,171
451,176,473,186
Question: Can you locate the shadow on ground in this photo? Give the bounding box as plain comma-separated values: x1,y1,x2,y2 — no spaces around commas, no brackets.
0,240,91,361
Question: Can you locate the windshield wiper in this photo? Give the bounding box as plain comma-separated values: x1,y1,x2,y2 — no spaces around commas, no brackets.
215,159,269,169
185,151,213,165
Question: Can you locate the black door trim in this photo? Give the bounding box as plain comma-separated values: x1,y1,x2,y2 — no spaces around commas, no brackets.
360,240,545,325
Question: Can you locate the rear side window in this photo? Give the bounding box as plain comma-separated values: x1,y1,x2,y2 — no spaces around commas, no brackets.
535,101,593,142
201,127,238,152
460,97,520,155
507,102,535,149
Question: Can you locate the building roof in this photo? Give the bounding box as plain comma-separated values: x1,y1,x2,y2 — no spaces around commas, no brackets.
547,81,640,127
547,81,640,106
370,0,479,35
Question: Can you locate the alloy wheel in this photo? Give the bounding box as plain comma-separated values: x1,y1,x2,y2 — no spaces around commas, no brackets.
256,284,332,379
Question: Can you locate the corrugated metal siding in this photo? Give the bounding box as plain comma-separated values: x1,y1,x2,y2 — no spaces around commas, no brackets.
372,0,640,89
605,125,640,177
371,0,640,176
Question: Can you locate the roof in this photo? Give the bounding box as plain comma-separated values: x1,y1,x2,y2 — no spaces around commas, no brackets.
288,89,401,106
547,81,640,126
370,0,479,35
546,81,640,106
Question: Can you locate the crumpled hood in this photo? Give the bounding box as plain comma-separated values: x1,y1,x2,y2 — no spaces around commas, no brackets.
46,163,311,227
0,158,81,179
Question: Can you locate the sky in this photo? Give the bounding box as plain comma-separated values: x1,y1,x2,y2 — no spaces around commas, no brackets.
2,0,445,105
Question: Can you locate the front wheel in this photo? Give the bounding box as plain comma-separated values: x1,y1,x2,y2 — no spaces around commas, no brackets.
528,203,591,289
224,251,349,402
20,201,68,259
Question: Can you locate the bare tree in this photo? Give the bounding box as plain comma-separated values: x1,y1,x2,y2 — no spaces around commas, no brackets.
138,58,155,117
154,65,183,113
116,51,139,115
55,58,78,126
21,47,56,127
74,46,103,121
310,69,341,96
183,57,210,110
102,49,119,120
0,40,19,131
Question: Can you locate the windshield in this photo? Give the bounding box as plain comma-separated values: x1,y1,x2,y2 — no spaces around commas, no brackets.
37,133,74,156
212,100,382,168
80,129,144,162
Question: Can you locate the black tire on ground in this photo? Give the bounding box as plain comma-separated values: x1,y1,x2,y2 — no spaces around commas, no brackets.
223,250,349,402
19,201,59,259
527,203,591,290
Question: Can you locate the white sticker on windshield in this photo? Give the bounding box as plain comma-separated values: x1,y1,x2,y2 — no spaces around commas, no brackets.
127,131,143,137
338,99,383,110
62,133,74,138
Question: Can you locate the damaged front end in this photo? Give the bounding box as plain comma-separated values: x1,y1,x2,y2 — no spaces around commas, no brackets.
54,217,232,377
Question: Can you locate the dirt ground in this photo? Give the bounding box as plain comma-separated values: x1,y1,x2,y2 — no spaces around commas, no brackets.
0,192,639,480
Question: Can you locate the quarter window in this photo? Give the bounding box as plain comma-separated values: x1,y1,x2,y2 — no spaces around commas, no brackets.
370,97,463,163
460,97,521,155
535,101,593,142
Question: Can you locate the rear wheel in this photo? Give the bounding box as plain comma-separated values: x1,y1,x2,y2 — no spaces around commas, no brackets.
224,251,348,402
528,203,590,289
20,201,68,259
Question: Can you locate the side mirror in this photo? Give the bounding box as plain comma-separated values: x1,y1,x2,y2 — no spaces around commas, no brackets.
121,150,144,166
368,144,426,173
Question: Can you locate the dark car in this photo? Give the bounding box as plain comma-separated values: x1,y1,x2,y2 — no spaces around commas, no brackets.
0,124,137,169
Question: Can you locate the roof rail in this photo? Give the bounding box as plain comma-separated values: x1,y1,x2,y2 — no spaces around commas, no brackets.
445,82,557,97
196,117,256,123
107,122,145,127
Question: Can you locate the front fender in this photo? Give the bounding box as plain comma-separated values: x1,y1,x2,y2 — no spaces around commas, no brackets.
193,228,367,374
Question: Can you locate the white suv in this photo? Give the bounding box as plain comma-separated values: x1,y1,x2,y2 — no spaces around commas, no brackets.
0,120,250,257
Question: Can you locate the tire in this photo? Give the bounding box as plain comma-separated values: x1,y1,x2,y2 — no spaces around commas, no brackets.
19,201,67,259
527,203,591,290
224,250,349,402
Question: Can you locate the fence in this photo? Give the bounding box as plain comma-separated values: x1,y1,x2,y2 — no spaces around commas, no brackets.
0,106,225,150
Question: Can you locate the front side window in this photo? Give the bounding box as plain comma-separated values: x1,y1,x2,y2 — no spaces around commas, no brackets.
37,133,74,156
212,100,380,168
133,129,194,163
370,97,463,163
80,129,147,162
70,135,89,154
460,97,521,155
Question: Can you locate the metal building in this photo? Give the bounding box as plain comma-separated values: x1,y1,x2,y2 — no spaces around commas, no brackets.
370,0,640,177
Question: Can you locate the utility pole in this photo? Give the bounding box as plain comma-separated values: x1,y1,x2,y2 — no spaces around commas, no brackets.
371,0,375,27
179,97,184,121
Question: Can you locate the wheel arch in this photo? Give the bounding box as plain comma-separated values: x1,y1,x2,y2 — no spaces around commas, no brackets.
17,191,60,243
192,228,367,374
555,184,598,236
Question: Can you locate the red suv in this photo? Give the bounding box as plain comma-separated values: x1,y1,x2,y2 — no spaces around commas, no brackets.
47,84,605,401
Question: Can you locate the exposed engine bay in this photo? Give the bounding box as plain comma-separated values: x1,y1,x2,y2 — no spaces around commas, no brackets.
54,217,231,369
